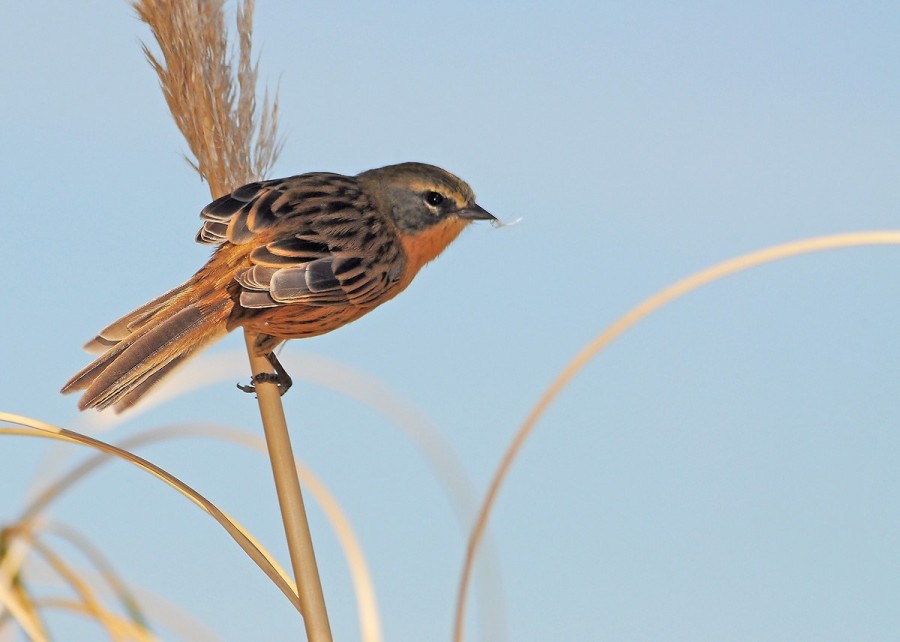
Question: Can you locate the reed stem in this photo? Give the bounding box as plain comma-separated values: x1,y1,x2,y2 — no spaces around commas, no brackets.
244,330,333,642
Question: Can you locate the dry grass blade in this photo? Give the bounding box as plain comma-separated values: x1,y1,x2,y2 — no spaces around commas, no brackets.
453,230,900,642
0,414,301,614
133,0,280,198
1,535,139,642
21,535,156,642
39,521,150,632
3,518,221,641
27,598,156,642
1,513,50,642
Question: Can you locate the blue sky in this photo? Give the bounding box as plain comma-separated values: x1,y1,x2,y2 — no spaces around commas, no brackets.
2,1,899,640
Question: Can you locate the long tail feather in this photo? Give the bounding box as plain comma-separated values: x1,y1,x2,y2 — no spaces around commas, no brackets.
62,286,231,412
82,282,193,354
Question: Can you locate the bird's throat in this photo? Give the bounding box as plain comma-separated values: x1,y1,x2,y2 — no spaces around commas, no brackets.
398,217,469,283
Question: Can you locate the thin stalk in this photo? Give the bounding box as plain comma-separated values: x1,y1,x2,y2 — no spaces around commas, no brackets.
453,229,900,641
243,330,332,642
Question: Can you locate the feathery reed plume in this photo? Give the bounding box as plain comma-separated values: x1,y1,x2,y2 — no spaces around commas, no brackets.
61,0,282,411
133,0,280,198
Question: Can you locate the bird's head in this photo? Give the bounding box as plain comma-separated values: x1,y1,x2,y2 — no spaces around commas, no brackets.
357,162,495,234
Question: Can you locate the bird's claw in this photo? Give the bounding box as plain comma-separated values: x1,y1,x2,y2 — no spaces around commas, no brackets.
237,353,293,396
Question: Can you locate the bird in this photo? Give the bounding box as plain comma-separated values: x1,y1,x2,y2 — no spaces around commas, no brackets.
61,162,495,412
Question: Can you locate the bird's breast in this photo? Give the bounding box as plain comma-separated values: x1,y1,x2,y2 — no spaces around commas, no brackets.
397,218,469,286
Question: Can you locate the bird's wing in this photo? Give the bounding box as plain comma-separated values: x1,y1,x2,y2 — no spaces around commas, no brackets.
197,174,403,308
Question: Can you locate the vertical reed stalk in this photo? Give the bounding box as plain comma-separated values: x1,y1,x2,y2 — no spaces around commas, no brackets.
244,333,333,641
133,0,330,637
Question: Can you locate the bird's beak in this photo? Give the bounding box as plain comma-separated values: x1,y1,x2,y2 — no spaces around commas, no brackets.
457,203,496,221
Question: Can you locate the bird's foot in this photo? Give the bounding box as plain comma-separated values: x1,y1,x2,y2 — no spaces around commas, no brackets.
237,352,293,396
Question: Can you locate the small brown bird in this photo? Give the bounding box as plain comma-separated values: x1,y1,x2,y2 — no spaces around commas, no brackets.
62,162,495,411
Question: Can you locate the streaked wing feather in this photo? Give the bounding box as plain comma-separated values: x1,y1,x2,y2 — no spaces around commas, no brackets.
240,290,279,308
267,237,332,258
197,221,229,244
305,259,341,292
269,266,315,299
234,266,280,290
197,173,354,246
226,208,255,244
249,246,301,267
199,172,397,309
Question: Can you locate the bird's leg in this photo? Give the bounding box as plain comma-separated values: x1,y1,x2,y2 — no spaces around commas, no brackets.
237,352,293,396
266,351,293,394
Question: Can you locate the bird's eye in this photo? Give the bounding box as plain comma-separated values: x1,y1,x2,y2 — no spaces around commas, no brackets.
425,191,444,207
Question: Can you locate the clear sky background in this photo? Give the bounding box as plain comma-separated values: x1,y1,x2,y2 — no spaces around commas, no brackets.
2,1,899,640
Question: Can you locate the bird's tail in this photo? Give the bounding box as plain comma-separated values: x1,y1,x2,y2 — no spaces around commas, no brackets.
61,279,232,412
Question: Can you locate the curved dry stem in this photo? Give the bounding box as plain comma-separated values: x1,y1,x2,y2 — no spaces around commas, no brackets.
77,351,507,639
6,423,382,642
0,414,301,614
453,230,900,641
